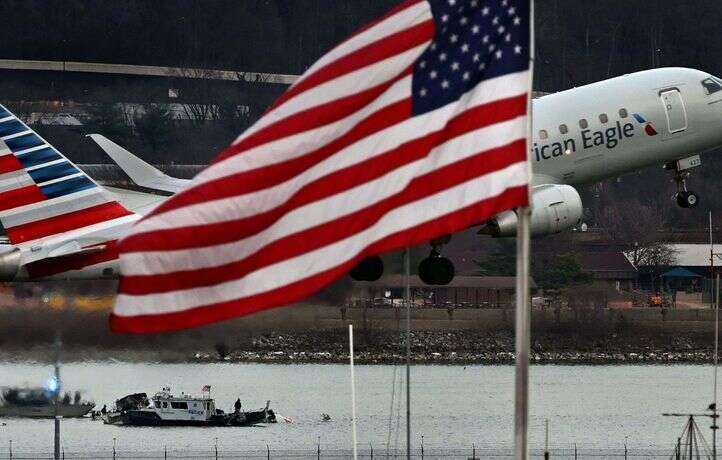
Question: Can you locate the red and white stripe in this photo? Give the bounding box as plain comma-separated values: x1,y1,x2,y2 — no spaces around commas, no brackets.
111,0,531,333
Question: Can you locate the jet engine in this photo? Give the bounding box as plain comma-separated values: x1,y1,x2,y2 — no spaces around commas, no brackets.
0,247,21,281
481,184,583,237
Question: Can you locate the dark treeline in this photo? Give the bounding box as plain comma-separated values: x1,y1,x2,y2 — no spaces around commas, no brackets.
2,1,721,91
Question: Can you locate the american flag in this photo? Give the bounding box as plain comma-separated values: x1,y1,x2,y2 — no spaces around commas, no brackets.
202,385,211,392
110,0,532,333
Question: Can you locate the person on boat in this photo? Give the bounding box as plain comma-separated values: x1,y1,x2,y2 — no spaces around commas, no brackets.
74,391,81,405
101,404,107,415
234,398,242,413
62,393,71,405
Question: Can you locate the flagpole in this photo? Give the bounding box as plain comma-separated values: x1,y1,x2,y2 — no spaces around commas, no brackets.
515,2,534,459
405,246,412,460
349,324,358,460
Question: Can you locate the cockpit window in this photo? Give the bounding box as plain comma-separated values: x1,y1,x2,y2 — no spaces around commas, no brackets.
702,78,722,95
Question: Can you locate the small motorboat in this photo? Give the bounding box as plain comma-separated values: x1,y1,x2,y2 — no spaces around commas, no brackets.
103,387,276,427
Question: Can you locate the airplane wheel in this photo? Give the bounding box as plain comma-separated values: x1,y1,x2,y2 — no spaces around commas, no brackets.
418,255,455,285
676,191,699,208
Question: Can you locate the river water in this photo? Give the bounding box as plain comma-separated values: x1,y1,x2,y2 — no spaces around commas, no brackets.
0,362,714,458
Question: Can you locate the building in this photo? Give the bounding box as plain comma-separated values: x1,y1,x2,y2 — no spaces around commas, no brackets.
350,274,537,309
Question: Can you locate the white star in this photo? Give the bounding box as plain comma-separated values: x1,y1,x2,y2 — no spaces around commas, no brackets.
450,34,458,43
513,16,521,26
505,33,512,42
492,16,499,25
514,45,522,54
459,16,468,25
488,43,495,51
430,42,437,50
497,25,505,34
430,70,438,79
463,71,471,81
479,62,486,70
508,6,516,15
419,88,427,97
471,25,480,35
472,53,480,62
482,35,489,44
448,0,456,5
441,80,450,89
419,60,426,69
495,49,503,59
461,43,469,53
482,6,490,16
470,0,478,6
441,14,449,23
451,61,460,71
502,0,508,6
439,52,447,62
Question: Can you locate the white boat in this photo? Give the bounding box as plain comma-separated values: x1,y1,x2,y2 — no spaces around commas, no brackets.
104,387,275,427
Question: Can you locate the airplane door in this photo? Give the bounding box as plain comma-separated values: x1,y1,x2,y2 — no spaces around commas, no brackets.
660,89,687,134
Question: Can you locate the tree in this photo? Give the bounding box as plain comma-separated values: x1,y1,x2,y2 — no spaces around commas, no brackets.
84,102,131,139
475,240,516,276
534,253,592,291
134,104,173,153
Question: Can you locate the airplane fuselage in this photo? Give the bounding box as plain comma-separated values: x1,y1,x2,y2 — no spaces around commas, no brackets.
531,67,722,186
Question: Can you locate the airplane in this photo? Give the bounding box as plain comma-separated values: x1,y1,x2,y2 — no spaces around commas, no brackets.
0,66,720,283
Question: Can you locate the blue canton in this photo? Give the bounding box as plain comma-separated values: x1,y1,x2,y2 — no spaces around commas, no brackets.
412,0,530,115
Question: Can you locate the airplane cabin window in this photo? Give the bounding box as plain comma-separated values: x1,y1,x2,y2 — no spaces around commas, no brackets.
579,119,588,129
539,129,548,140
619,108,628,118
559,124,568,134
599,113,608,124
702,78,722,95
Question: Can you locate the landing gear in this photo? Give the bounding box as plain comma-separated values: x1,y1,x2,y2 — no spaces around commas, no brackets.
418,235,455,286
665,156,701,209
675,190,699,209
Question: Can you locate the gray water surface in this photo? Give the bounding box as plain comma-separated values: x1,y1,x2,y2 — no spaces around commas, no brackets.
0,362,712,457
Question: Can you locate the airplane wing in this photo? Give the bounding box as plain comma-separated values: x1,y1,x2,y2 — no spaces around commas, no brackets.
86,134,191,194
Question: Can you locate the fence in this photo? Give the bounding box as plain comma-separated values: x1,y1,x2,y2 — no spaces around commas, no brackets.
0,446,683,459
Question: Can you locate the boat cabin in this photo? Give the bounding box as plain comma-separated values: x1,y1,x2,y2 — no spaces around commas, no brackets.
149,387,217,422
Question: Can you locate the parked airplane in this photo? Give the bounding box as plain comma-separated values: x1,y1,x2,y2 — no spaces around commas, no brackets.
0,67,720,281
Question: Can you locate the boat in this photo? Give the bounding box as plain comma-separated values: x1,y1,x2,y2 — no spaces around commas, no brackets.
103,387,276,427
0,387,94,418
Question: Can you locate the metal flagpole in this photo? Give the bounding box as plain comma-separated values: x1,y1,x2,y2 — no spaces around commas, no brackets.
349,324,358,460
514,208,531,460
405,247,412,460
515,2,535,459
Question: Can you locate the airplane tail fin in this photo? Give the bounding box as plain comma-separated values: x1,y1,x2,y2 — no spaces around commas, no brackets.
0,104,134,245
87,134,189,194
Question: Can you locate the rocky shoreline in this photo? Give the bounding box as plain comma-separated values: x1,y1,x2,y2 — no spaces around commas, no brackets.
190,329,718,365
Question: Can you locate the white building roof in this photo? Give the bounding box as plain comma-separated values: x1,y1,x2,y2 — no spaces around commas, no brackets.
626,243,712,267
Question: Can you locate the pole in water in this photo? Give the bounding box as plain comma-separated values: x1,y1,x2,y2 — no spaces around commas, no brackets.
54,332,61,460
544,419,549,460
624,436,628,460
112,437,116,460
349,324,358,460
715,272,720,459
404,246,412,460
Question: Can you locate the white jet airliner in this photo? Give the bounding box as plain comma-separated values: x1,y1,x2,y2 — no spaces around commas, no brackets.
0,67,721,281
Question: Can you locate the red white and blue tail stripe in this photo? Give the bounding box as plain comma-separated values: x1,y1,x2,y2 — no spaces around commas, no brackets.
0,104,137,276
